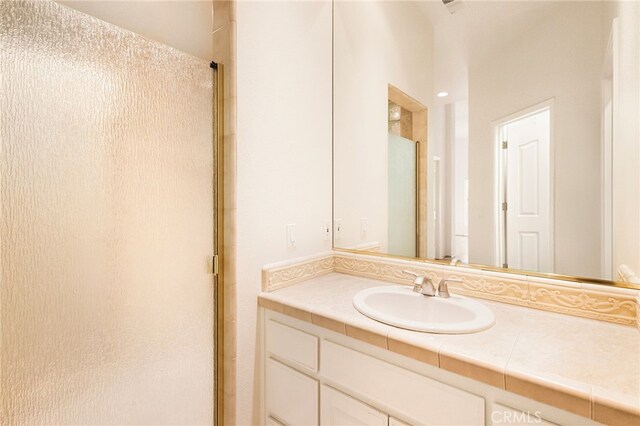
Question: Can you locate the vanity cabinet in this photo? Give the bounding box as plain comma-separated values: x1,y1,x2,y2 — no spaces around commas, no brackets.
320,385,429,426
263,313,481,425
266,358,319,425
261,309,595,426
266,319,319,372
321,339,484,425
321,385,388,425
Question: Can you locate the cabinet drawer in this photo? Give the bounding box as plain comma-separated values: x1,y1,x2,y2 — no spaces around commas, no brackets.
267,319,319,372
321,340,485,425
267,358,319,426
321,385,387,425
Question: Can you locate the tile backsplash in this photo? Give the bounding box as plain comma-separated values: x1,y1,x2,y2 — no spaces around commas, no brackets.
263,251,639,327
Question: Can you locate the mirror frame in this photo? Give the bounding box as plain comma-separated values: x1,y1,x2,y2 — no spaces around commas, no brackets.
330,0,640,291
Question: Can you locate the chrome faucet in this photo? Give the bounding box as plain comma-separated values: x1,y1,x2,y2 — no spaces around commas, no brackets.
437,278,463,298
402,270,436,296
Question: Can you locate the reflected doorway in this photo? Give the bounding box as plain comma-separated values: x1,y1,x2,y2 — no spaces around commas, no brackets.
496,103,553,272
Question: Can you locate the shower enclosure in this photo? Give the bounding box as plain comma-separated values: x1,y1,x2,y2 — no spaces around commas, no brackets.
1,1,220,423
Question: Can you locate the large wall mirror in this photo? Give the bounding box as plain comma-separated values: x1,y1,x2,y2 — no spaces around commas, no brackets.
333,0,640,287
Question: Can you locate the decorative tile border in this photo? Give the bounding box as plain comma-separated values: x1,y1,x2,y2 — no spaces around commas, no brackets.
527,283,637,326
332,254,442,285
263,251,640,326
262,253,335,292
442,271,530,308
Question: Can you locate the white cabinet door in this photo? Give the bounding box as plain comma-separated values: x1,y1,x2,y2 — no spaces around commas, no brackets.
266,320,319,372
266,358,319,425
321,340,485,425
321,385,387,426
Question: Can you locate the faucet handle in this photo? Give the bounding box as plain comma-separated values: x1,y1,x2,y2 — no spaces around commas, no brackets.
402,270,435,295
438,278,462,298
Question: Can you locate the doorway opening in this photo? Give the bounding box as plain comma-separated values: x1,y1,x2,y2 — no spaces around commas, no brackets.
387,84,428,258
494,101,554,272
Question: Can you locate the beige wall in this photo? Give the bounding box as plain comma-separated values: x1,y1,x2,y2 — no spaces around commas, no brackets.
333,0,434,254
235,1,333,423
468,2,604,277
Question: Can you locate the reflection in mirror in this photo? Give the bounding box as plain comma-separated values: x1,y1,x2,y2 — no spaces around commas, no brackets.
387,85,428,258
333,0,640,284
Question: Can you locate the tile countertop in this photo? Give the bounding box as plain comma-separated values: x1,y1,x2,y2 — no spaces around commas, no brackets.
258,273,640,425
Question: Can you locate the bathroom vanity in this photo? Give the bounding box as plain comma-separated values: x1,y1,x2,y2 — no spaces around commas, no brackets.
261,2,640,423
258,272,640,426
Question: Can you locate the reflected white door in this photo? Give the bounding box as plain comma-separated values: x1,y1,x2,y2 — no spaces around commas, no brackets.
503,109,551,272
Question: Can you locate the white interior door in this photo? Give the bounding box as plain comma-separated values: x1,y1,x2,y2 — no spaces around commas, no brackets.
504,109,551,272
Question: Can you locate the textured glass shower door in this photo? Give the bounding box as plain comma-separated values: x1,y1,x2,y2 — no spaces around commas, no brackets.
1,2,216,424
388,132,417,257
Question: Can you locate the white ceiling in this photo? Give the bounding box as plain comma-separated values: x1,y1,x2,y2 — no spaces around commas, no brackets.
414,0,570,103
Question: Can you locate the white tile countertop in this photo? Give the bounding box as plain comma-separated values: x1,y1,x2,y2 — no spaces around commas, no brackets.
258,272,640,425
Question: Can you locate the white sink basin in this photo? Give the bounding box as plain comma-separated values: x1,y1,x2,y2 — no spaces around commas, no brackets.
353,286,495,334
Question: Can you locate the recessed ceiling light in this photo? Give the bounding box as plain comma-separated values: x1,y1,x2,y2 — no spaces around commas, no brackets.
437,91,449,98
